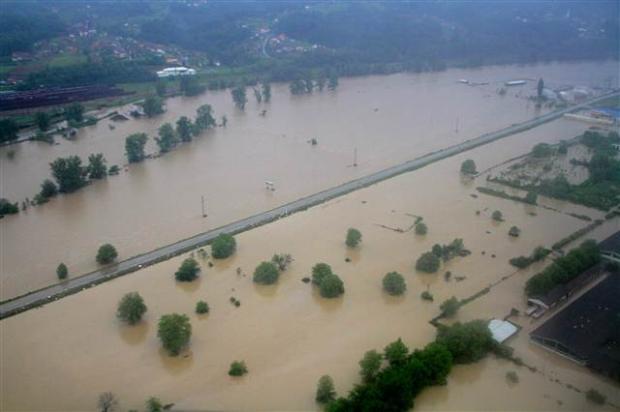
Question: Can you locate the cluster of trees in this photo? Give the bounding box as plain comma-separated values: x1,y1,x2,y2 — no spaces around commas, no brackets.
311,263,345,298
253,253,293,285
509,246,550,269
322,320,495,411
96,392,166,412
415,239,466,273
34,153,111,204
525,240,600,297
289,74,338,95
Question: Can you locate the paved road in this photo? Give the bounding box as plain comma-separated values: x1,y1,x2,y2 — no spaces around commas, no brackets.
1,91,617,319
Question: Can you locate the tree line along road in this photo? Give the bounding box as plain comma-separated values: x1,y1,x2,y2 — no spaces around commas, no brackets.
1,90,618,319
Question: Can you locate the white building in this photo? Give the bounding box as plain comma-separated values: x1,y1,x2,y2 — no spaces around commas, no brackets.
156,67,197,78
488,319,519,343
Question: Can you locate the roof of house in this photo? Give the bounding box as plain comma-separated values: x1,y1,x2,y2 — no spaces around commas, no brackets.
599,231,620,254
530,274,620,380
488,319,519,343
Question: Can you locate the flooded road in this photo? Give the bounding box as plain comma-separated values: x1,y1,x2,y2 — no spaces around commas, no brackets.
2,113,618,410
1,60,618,300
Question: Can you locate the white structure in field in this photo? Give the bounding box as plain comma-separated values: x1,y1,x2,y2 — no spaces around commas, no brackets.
488,319,519,343
156,67,197,78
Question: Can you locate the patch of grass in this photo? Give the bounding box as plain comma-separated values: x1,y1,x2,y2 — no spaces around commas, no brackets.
48,54,88,68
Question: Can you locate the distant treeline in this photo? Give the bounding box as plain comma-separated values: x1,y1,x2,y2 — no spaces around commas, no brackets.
2,1,618,88
19,61,156,90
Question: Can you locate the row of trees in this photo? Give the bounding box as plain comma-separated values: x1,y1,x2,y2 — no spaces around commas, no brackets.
124,104,218,162
290,74,338,95
44,153,109,195
415,239,466,273
525,240,600,297
321,320,496,410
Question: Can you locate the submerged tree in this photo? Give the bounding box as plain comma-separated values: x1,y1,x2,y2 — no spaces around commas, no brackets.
50,156,87,193
35,111,51,131
194,104,216,132
117,292,147,325
155,123,178,153
88,153,108,179
125,133,148,163
97,392,119,412
440,296,460,317
359,349,382,383
158,313,192,356
328,73,339,91
175,257,200,282
311,262,333,285
416,251,440,273
319,274,345,298
345,228,362,248
228,360,248,376
315,375,337,404
56,262,68,280
262,83,271,102
253,261,280,285
460,159,477,175
211,233,237,259
384,338,409,366
382,272,407,296
176,116,193,142
40,179,58,199
537,78,544,99
65,102,84,123
143,95,164,117
231,86,247,110
96,243,118,265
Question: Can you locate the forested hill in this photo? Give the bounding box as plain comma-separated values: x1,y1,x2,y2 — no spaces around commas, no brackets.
1,1,618,87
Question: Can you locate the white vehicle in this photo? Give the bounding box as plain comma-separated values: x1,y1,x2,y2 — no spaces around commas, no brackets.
156,67,197,78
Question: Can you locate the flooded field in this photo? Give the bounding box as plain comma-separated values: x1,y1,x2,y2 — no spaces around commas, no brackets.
2,118,618,411
1,60,618,301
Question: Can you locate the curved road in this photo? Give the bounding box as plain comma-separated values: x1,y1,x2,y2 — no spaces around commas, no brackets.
1,91,617,319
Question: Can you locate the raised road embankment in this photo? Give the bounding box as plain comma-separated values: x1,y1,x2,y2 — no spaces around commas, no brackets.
1,91,617,319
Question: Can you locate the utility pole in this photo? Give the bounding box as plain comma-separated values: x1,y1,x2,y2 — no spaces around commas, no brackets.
201,195,207,218
455,117,459,134
353,147,358,167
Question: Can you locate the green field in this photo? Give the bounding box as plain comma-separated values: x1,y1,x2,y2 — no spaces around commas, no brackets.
47,54,88,68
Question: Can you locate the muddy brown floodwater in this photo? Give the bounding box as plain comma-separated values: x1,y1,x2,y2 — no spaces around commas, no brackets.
1,61,618,301
2,108,618,410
